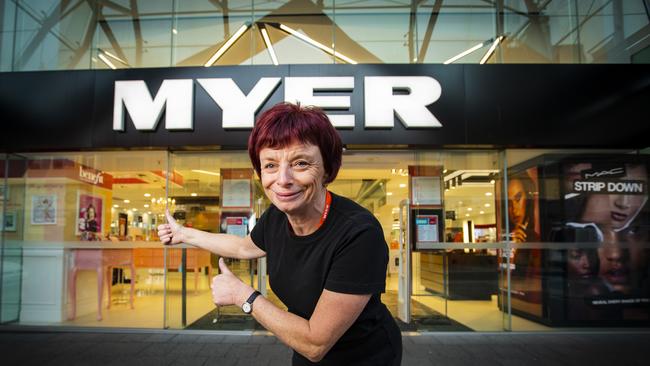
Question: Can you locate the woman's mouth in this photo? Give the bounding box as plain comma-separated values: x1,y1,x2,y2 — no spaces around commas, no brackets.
274,191,302,202
610,211,628,222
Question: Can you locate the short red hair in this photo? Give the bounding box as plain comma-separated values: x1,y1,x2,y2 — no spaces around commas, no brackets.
248,102,342,185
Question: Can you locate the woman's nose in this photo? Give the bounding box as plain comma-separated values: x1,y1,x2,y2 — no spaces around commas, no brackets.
613,194,631,210
276,163,293,185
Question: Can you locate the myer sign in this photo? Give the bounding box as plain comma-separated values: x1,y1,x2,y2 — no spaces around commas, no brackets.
113,76,442,131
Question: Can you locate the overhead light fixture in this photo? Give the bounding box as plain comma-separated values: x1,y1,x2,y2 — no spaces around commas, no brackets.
443,40,490,64
480,211,484,214
485,192,493,196
144,204,149,208
124,199,130,204
191,193,198,197
480,35,505,64
97,53,116,69
399,183,407,188
272,23,357,64
205,22,250,67
144,193,151,197
258,23,279,65
97,48,129,69
192,169,221,177
387,192,393,196
172,28,178,35
484,203,491,207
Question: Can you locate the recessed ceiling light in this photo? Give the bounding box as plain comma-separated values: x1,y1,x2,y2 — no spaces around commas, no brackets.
133,208,138,212
124,199,130,203
465,213,470,217
144,204,149,208
191,193,198,197
484,203,491,207
485,192,493,196
399,183,406,188
113,204,119,208
480,211,485,214
467,208,473,211
144,193,151,197
387,192,393,196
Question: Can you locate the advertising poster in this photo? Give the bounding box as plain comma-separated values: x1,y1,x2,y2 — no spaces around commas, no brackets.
222,179,252,209
76,193,103,241
499,167,543,318
1,211,17,232
220,212,250,237
560,159,649,322
31,195,57,225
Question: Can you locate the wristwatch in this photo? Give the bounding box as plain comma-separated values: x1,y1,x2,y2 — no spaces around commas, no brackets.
242,290,261,314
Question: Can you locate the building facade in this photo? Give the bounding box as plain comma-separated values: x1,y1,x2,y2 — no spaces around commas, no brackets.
1,0,649,332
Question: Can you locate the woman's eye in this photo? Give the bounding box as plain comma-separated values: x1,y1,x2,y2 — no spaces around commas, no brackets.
263,163,276,169
295,161,309,168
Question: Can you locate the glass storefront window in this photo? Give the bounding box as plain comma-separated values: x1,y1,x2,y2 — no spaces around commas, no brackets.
1,147,648,331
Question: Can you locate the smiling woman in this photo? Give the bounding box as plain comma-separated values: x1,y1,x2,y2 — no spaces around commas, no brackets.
159,102,402,365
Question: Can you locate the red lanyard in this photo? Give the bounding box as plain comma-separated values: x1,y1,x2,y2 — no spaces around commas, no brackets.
318,191,332,228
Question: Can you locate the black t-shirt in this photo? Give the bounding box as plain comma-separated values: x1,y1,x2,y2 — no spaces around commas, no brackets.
251,192,402,365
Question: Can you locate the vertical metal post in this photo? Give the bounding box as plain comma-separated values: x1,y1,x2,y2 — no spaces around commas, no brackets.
181,248,186,327
501,150,512,331
398,199,411,323
0,154,8,320
495,0,504,63
163,150,170,329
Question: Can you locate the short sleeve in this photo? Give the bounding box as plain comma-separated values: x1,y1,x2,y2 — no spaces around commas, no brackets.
325,225,388,295
250,208,269,251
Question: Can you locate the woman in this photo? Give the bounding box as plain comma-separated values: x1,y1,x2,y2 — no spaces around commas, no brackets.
507,175,539,244
80,204,99,241
158,103,402,365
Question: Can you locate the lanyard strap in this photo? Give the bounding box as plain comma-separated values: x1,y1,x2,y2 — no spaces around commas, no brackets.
318,191,332,228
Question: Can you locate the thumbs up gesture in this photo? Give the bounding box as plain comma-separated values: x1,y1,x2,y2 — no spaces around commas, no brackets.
157,209,185,245
211,258,253,307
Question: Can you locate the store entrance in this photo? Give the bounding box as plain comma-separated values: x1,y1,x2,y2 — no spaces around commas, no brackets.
170,149,505,331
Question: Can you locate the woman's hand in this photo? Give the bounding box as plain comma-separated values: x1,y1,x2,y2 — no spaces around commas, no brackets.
211,258,253,307
157,209,185,245
511,224,527,243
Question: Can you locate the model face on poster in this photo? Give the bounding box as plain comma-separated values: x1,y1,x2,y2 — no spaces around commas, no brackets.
597,242,631,293
580,164,648,232
507,176,537,243
567,249,598,279
508,179,527,227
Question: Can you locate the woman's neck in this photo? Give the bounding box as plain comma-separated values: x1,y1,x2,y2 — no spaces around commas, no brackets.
286,189,328,236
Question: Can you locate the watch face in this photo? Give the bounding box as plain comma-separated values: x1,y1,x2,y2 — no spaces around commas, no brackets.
242,302,252,314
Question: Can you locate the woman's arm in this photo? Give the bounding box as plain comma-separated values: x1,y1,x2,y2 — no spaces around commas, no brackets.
213,258,369,362
158,210,265,260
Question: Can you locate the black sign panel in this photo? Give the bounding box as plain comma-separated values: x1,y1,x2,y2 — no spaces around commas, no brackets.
1,64,649,151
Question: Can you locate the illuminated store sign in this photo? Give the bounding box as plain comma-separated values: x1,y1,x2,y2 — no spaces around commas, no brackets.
113,76,442,131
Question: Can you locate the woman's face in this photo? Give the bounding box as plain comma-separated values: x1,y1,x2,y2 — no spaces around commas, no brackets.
508,179,527,226
259,141,327,217
87,207,96,220
567,249,596,279
581,165,648,230
598,243,631,293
